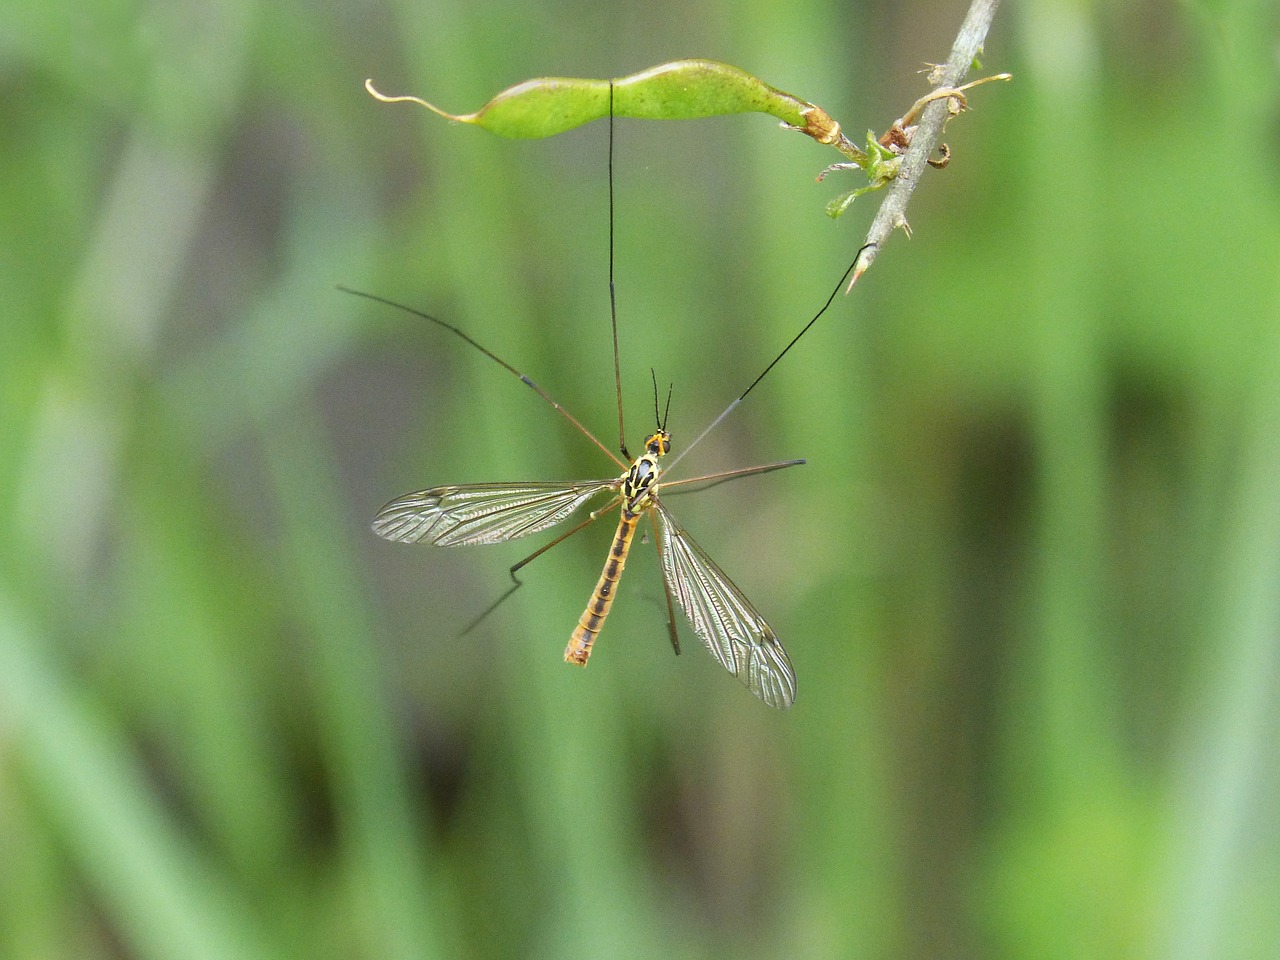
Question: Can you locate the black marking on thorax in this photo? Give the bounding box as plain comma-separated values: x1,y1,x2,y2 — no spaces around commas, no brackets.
622,454,661,514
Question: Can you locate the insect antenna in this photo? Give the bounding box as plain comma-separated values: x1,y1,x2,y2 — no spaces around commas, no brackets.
649,369,673,432
666,244,870,471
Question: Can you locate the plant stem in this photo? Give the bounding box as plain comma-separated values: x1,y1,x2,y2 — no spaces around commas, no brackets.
852,0,1005,285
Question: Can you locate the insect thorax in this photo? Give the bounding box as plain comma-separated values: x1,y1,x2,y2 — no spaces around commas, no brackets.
621,430,670,513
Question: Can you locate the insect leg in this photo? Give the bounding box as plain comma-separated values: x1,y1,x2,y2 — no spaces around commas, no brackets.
460,497,622,635
650,509,681,656
660,458,807,495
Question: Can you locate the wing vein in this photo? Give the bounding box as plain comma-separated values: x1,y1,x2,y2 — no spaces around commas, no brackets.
654,502,796,709
373,480,617,546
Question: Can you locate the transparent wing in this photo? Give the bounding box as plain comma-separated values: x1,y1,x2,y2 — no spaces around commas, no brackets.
654,501,797,709
373,480,617,546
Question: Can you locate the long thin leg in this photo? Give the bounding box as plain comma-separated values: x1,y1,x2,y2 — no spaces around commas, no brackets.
460,497,622,636
666,246,871,472
607,81,629,460
510,496,622,576
650,510,681,656
660,458,806,494
339,286,626,470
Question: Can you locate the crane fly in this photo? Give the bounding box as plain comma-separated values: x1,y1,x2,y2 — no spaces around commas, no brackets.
366,377,807,708
357,83,860,709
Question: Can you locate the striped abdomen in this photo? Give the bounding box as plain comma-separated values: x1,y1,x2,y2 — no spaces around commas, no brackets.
564,508,640,666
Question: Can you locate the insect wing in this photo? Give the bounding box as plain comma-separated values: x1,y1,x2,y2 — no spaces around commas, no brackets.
374,480,616,546
654,502,797,709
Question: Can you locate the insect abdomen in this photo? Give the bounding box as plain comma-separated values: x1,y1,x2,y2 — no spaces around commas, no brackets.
564,509,640,666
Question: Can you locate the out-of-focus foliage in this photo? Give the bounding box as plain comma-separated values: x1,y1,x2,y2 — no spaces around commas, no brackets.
2,1,1278,959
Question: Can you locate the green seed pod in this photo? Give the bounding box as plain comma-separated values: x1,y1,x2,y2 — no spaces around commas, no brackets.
366,59,853,152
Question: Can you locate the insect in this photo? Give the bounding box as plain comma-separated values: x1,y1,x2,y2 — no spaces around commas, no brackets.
357,85,858,708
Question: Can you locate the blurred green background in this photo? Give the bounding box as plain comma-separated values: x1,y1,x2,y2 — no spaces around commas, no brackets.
3,0,1279,957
